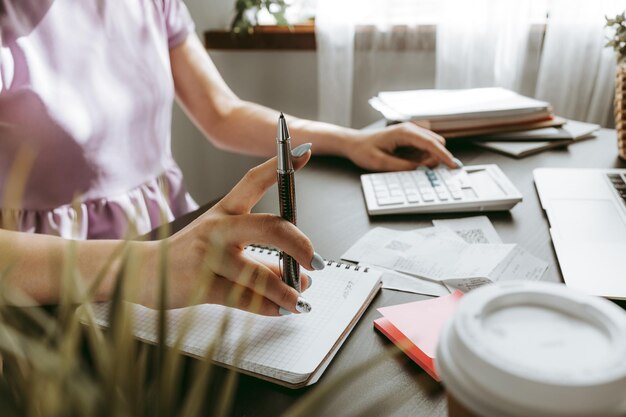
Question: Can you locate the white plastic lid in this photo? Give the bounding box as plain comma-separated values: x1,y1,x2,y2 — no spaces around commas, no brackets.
436,281,626,417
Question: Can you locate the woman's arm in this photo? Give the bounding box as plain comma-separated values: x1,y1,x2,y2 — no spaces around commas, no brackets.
170,34,458,172
0,229,133,305
1,150,317,315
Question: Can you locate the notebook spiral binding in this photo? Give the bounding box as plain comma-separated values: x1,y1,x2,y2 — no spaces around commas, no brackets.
246,245,369,273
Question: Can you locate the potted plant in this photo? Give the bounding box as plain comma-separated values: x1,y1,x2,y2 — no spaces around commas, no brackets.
230,0,290,34
606,11,626,159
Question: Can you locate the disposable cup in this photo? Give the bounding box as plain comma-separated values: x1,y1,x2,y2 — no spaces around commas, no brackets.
436,281,626,417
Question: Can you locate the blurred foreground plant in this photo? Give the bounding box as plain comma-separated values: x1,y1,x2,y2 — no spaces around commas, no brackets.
0,148,412,417
0,236,411,417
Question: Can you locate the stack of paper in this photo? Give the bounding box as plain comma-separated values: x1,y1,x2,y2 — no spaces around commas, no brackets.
374,291,463,381
473,119,600,158
341,216,548,296
369,87,559,138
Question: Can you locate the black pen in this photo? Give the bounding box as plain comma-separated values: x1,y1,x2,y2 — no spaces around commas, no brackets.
276,113,301,292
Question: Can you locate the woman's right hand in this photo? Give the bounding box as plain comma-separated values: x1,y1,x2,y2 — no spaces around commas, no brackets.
140,144,322,316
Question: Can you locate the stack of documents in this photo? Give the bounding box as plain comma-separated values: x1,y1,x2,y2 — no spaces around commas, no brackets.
473,119,600,158
374,291,463,381
369,87,558,138
341,216,548,296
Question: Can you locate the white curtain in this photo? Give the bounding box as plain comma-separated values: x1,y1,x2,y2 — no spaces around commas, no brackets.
315,0,434,127
535,0,622,125
315,0,357,127
435,0,533,91
315,0,622,127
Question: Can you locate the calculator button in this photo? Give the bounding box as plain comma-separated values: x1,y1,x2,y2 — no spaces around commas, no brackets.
454,171,472,188
450,190,463,200
406,194,420,203
438,169,452,180
463,188,478,199
422,192,435,202
433,186,449,198
377,196,405,206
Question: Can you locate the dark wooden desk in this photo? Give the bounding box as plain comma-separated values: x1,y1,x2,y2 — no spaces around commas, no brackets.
170,129,625,417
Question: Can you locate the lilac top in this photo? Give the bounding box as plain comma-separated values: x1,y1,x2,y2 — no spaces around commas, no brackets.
0,0,198,239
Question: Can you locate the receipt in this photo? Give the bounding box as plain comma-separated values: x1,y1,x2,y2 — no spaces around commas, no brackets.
490,246,548,281
433,216,503,244
381,270,450,297
342,227,515,281
343,223,548,294
444,277,493,293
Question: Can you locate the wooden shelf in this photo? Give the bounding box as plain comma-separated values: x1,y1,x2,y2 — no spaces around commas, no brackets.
204,25,316,51
204,24,438,52
205,23,544,52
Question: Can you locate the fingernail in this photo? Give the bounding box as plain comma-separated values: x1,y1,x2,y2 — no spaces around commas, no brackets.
453,157,464,168
306,275,313,289
311,252,325,270
295,296,312,314
279,307,292,316
291,143,312,158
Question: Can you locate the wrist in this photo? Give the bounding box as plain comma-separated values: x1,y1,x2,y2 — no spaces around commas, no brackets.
132,240,161,307
330,128,366,159
290,119,365,159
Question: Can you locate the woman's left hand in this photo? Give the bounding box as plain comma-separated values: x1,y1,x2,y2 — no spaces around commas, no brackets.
347,122,459,172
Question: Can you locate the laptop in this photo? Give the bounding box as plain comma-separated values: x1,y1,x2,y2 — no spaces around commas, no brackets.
534,168,626,299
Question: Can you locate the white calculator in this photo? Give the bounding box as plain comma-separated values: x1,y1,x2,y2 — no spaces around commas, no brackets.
361,165,523,215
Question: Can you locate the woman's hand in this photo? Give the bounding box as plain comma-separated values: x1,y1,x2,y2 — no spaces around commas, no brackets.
171,35,459,174
142,144,321,316
347,122,460,172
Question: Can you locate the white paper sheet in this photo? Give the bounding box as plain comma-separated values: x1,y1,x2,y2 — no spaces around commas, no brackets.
489,245,548,282
380,269,450,297
444,277,493,293
433,216,503,244
413,225,465,241
342,227,515,282
374,88,549,119
343,218,549,294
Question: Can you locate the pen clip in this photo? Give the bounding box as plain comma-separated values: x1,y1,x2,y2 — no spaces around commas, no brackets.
278,251,285,283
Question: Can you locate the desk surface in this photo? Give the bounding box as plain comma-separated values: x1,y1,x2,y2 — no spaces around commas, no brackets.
174,128,625,417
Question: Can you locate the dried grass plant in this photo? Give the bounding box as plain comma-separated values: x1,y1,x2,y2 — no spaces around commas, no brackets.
0,146,410,417
606,11,626,64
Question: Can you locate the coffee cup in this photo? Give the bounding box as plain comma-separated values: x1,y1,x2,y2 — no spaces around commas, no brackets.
436,281,626,417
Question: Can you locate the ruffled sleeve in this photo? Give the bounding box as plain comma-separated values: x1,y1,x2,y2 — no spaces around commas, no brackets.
0,48,8,93
0,32,3,92
162,0,196,49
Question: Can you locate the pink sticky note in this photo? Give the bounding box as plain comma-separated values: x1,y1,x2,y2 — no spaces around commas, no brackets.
378,291,463,358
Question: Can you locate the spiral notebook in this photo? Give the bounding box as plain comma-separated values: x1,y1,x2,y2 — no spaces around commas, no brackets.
90,246,382,388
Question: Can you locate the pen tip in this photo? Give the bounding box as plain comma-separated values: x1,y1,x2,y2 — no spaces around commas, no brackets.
277,112,290,140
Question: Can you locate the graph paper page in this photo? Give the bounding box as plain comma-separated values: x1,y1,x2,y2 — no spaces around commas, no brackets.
91,247,381,385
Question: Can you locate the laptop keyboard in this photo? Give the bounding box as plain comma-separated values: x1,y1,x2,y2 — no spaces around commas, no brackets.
607,174,626,202
368,168,476,206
